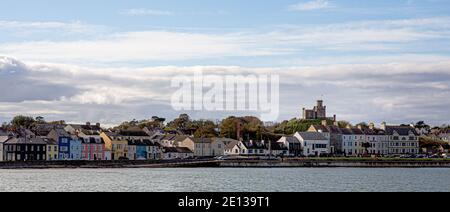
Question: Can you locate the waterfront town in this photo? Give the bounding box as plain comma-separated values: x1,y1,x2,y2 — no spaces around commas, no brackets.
0,100,449,162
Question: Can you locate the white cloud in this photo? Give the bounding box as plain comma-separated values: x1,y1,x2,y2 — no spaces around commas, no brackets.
289,0,332,11
0,20,101,34
1,17,449,64
120,8,174,16
1,57,450,126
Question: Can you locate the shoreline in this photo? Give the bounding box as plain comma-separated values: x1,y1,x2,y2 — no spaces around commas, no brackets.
1,159,450,169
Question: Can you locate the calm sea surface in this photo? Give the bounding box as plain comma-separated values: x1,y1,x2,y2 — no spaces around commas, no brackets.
0,168,449,192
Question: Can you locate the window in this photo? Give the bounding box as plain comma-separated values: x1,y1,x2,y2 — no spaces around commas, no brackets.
61,138,68,144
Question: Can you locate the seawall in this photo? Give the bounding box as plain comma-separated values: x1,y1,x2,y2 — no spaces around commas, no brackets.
219,159,450,168
0,160,220,169
1,159,450,169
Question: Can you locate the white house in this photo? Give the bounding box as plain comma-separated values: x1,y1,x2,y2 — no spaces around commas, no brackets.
0,135,9,161
341,128,357,156
162,147,194,159
294,132,330,157
224,140,241,156
361,126,389,156
382,123,420,155
239,140,268,156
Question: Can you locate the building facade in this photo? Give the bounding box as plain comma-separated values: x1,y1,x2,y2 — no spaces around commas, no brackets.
162,147,193,159
3,136,47,161
382,124,420,155
70,137,82,160
43,137,59,161
80,136,105,160
277,136,301,156
47,129,72,160
294,132,330,157
179,137,214,157
100,132,129,160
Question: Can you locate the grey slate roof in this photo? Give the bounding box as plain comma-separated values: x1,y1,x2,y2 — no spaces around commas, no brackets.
284,136,300,144
118,130,150,137
4,136,47,145
54,128,71,137
340,128,353,135
189,138,213,143
296,132,328,140
42,137,58,145
241,141,267,149
385,126,418,136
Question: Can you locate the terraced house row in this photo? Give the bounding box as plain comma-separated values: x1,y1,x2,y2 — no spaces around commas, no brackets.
303,121,420,156
0,120,424,162
0,123,178,162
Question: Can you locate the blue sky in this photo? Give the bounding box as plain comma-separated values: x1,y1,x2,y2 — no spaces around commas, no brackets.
1,0,450,126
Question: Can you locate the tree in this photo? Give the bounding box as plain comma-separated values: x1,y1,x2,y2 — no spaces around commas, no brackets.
271,118,326,135
35,116,46,124
167,114,191,131
356,122,369,128
219,116,264,140
337,120,351,128
219,116,241,139
11,115,35,129
193,120,218,138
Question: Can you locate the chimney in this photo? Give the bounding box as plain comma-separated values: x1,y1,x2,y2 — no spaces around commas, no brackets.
381,122,387,130
333,115,337,122
369,123,375,129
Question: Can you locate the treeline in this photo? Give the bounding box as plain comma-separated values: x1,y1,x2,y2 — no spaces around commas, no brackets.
2,114,450,144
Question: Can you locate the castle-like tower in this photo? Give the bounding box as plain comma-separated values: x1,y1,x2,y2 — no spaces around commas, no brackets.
302,100,327,120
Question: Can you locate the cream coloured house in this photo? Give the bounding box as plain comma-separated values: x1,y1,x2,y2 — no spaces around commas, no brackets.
179,137,214,157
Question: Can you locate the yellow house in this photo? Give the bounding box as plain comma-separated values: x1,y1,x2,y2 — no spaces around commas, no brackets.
100,132,129,160
43,137,59,161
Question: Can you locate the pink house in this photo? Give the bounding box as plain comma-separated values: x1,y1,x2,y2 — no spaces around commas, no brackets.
80,136,105,160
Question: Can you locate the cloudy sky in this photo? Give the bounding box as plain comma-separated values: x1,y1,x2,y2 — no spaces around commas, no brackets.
1,0,450,126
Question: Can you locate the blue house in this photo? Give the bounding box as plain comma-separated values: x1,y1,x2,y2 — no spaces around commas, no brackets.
48,129,72,160
70,137,82,160
136,142,148,160
128,139,148,160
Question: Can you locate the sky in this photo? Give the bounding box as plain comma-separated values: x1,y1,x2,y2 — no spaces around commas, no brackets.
1,0,450,126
